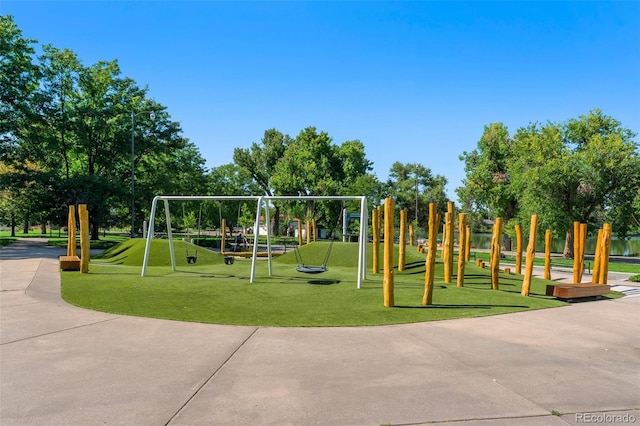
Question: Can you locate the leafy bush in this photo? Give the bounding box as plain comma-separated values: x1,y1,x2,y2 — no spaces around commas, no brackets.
629,274,640,282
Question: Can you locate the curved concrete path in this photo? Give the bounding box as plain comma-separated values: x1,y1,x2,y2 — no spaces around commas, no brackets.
1,239,638,425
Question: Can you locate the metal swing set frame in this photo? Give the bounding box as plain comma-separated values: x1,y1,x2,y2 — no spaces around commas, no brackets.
141,195,368,288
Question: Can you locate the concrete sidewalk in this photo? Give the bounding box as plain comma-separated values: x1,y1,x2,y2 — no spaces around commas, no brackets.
1,239,638,425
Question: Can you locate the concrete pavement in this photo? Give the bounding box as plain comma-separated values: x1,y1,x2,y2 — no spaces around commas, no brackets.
1,239,639,425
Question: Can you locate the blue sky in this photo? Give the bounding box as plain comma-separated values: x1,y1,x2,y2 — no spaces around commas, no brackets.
3,1,639,200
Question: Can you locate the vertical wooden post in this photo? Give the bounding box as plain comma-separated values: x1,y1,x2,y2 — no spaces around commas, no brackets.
312,218,317,242
372,210,379,274
383,198,395,307
78,204,90,273
439,221,445,259
592,228,603,284
306,220,311,245
67,205,77,257
465,225,471,261
544,229,552,280
598,223,612,284
221,218,227,253
377,206,382,242
443,201,454,283
457,213,467,287
491,217,503,290
442,212,450,270
572,221,580,283
521,214,539,296
576,223,587,283
515,224,523,274
409,224,415,247
398,209,407,271
296,218,303,247
422,203,438,305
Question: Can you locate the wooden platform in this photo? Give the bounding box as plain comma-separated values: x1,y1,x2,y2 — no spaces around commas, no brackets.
59,255,81,271
546,283,611,301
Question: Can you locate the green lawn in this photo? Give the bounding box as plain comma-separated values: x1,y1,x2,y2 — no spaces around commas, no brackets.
59,240,622,327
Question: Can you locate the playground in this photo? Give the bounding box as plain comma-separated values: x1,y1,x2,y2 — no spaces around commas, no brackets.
1,238,638,425
51,196,629,327
59,237,607,327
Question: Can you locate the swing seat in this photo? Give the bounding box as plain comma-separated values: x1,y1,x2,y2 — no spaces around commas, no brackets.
296,265,327,274
186,255,197,264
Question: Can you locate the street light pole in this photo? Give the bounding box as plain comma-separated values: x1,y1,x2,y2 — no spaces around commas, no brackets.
415,165,419,223
131,111,155,238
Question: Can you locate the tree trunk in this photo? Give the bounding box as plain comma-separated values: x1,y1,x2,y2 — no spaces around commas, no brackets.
503,234,512,251
272,205,280,236
23,218,29,234
563,229,574,259
91,221,99,240
10,210,16,237
41,222,47,235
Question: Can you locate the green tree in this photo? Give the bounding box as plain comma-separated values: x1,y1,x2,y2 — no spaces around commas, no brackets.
0,15,38,160
385,162,448,229
271,127,373,234
511,110,640,256
233,128,291,233
457,123,519,249
204,163,260,232
458,111,639,257
0,16,41,234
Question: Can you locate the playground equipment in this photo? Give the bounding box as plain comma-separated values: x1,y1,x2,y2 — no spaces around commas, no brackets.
521,214,539,296
422,202,440,305
59,204,90,273
183,203,203,264
383,197,394,307
293,207,344,274
294,241,334,274
141,195,368,287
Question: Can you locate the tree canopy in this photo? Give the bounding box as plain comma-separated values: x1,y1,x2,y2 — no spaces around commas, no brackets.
457,110,640,256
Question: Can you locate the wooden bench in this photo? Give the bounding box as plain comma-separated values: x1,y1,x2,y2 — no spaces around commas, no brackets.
59,255,81,271
546,284,611,301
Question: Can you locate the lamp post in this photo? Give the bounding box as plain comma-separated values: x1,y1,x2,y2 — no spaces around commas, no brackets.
415,165,419,223
131,110,155,238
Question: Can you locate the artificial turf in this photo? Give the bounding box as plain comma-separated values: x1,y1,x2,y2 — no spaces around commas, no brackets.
60,239,616,327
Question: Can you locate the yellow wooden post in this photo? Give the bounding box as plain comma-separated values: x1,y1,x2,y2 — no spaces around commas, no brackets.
544,229,552,280
456,213,467,287
409,224,415,247
443,211,451,281
377,206,382,242
312,218,317,242
515,224,522,274
491,217,503,290
521,214,539,296
221,218,227,253
422,203,438,305
444,202,455,283
599,224,612,284
576,223,587,283
296,218,303,247
306,220,311,245
372,210,379,274
465,225,471,261
572,221,580,284
383,198,395,307
67,205,77,257
440,221,446,259
592,228,603,284
398,209,407,271
78,204,90,273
